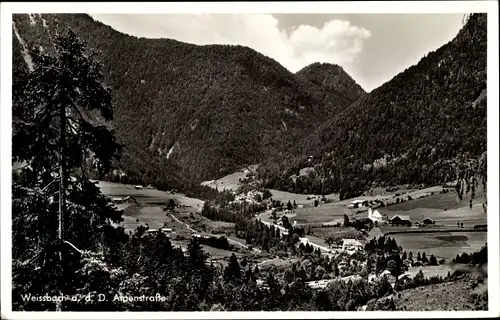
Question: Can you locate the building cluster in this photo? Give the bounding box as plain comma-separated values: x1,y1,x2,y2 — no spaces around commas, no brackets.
110,195,137,205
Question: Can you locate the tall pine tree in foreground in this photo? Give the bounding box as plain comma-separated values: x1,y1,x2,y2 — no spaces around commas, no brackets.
12,28,123,311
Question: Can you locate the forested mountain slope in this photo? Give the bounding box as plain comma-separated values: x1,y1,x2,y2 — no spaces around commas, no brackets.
12,14,364,190
258,14,487,198
297,62,366,107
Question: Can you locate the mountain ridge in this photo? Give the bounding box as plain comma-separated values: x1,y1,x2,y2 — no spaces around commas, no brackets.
12,13,364,190
257,13,487,199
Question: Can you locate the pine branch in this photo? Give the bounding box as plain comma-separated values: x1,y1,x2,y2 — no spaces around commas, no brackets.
13,163,30,171
66,116,80,134
41,177,59,192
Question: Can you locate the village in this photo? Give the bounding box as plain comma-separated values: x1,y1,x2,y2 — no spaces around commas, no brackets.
99,164,487,302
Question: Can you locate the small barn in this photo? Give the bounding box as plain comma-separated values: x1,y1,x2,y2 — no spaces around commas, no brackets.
389,215,412,226
111,197,125,204
422,217,435,225
348,199,364,209
397,272,413,283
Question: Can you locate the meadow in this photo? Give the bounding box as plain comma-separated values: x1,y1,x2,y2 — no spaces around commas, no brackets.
200,165,259,192
391,231,487,260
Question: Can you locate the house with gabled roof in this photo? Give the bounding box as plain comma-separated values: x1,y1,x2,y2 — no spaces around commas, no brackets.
389,215,411,226
422,217,435,225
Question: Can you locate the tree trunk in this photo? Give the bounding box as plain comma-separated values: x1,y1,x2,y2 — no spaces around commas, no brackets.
56,102,66,312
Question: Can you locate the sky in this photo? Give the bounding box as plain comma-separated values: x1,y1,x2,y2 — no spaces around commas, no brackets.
90,13,465,92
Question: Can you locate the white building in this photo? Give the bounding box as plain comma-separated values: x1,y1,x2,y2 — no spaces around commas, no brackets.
342,239,363,251
368,207,385,224
348,199,364,208
340,275,362,283
306,279,334,289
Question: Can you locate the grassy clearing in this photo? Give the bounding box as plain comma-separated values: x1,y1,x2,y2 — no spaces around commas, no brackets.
169,239,248,262
98,181,204,210
200,165,258,192
201,246,246,259
292,202,353,225
391,231,487,260
179,211,236,236
288,184,486,230
309,227,360,241
287,186,448,226
268,189,339,206
380,203,486,228
385,188,485,212
119,204,193,234
406,264,455,279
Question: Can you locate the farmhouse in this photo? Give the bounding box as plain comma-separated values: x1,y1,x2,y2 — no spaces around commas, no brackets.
379,270,396,283
147,227,175,236
397,272,413,282
111,196,137,204
340,275,362,283
368,207,385,224
111,197,124,204
307,279,334,289
403,259,413,267
348,199,364,209
422,217,435,225
389,215,412,226
342,238,363,251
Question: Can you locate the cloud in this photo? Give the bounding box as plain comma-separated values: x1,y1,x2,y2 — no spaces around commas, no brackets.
91,13,371,76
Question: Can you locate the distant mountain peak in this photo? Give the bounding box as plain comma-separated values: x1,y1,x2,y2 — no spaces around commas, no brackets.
297,62,366,103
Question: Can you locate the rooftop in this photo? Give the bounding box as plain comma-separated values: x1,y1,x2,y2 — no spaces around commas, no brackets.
342,238,363,246
350,199,365,204
389,215,411,221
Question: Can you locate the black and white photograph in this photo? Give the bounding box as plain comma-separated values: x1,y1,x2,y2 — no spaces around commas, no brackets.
1,1,499,318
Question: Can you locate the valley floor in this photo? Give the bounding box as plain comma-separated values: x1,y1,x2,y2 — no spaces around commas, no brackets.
98,177,488,309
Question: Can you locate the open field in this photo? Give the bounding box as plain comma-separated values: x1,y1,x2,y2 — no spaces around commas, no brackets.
291,202,352,225
385,187,485,211
200,165,258,191
98,180,207,232
97,181,204,210
98,181,259,261
380,203,486,228
308,226,361,240
289,186,486,228
268,189,339,206
338,185,448,206
118,204,194,233
391,231,487,260
170,240,250,261
177,211,236,236
100,179,487,267
406,264,455,279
